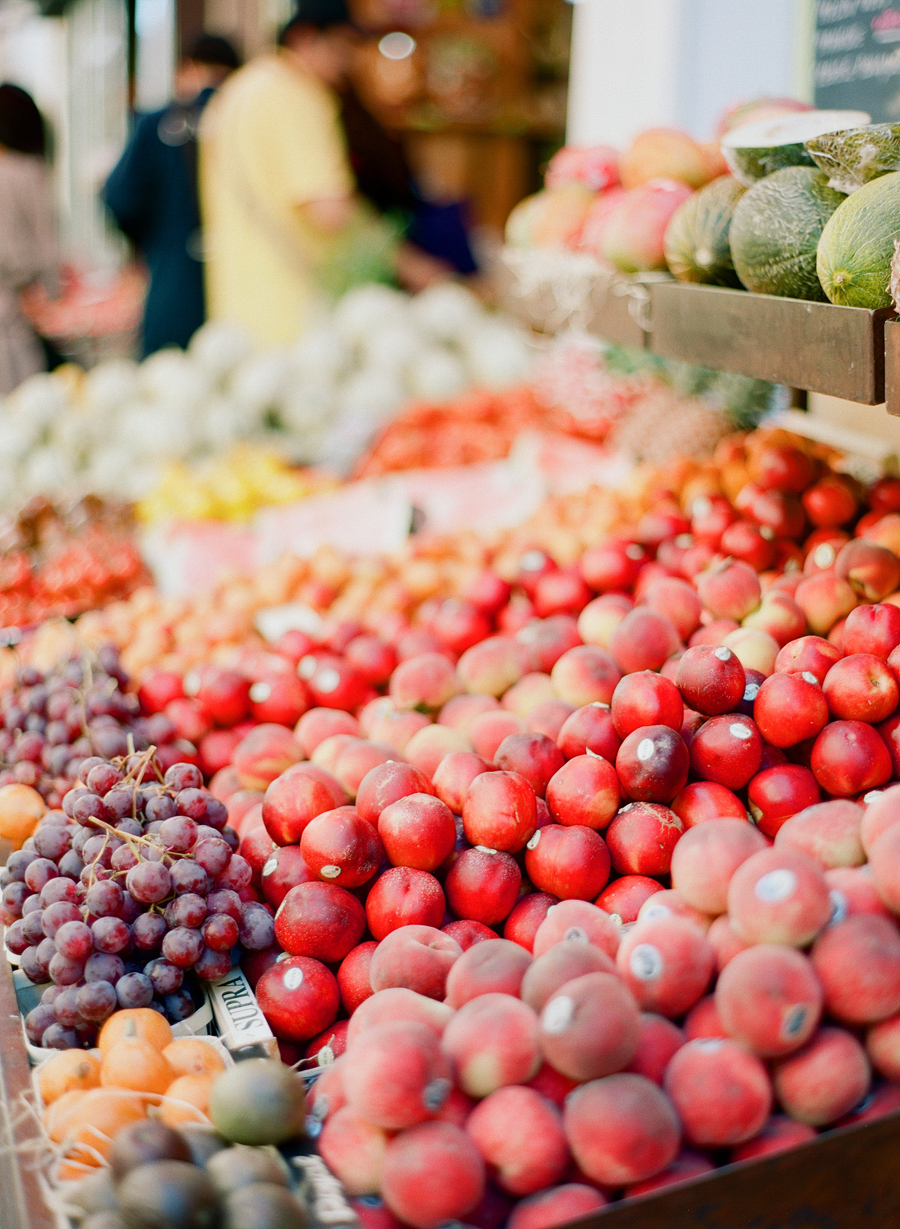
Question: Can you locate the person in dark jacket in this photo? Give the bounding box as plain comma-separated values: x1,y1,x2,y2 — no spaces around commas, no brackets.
103,34,240,357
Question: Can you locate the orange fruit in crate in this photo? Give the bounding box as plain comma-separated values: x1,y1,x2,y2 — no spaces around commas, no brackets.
162,1037,227,1080
98,1008,173,1056
0,783,45,850
101,1035,175,1095
157,1074,216,1127
36,1049,101,1105
46,1088,146,1164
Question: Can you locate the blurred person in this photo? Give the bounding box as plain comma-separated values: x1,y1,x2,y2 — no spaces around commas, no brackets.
104,34,241,357
199,0,449,348
0,83,58,396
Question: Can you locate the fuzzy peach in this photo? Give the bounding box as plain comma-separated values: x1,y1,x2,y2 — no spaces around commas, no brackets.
539,972,640,1081
563,1073,680,1187
727,847,831,947
369,925,461,1000
380,1121,485,1229
715,944,822,1057
616,916,714,1019
343,1019,453,1130
445,938,532,1008
774,799,865,869
671,818,767,915
345,987,453,1047
772,1027,870,1126
442,993,541,1096
466,1086,569,1196
811,914,900,1025
665,1038,772,1146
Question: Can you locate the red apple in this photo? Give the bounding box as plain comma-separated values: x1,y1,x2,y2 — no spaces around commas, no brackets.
822,654,899,723
747,764,820,838
689,714,762,790
671,781,747,828
802,475,858,526
494,733,565,798
753,672,828,748
611,672,684,739
557,704,621,762
810,720,892,796
605,802,683,876
774,635,842,684
615,725,690,803
675,644,746,716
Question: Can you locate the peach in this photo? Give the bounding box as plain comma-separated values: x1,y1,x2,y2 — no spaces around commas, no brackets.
300,805,383,888
860,783,900,854
721,627,779,676
670,818,767,915
520,940,616,1012
664,1038,771,1146
369,925,461,1000
516,614,583,674
307,1055,347,1122
563,1073,680,1187
501,673,557,719
645,577,703,640
688,618,740,647
581,541,644,591
366,867,446,939
232,724,303,789
706,913,750,973
715,944,822,1057
540,972,640,1080
318,1106,393,1193
405,725,471,779
466,1086,569,1195
811,914,900,1024
838,1082,900,1126
338,941,378,1014
457,637,528,697
260,769,338,847
525,825,611,900
442,993,541,1096
674,644,746,717
810,719,892,796
774,634,842,682
774,799,865,869
637,888,711,932
671,780,747,828
445,938,532,1008
389,652,459,712
445,848,522,926
727,847,831,947
596,875,663,924
343,1020,452,1130
825,866,892,923
380,1121,485,1229
747,764,820,838
532,899,620,959
356,761,434,826
545,755,619,830
625,1013,686,1085
274,880,365,962
557,703,621,764
432,751,492,812
609,609,682,675
605,802,683,876
442,919,496,950
439,694,499,736
624,1148,715,1196
842,601,900,658
503,892,560,952
549,645,621,708
742,591,807,647
312,734,367,774
616,916,714,1019
835,538,900,602
527,699,577,742
823,653,899,722
683,994,726,1040
696,559,762,622
367,708,432,755
506,1185,607,1229
431,599,491,655
772,1027,871,1125
524,1063,578,1110
577,595,631,648
494,733,565,798
689,714,762,790
471,711,527,761
793,571,857,634
730,1115,816,1162
869,816,900,917
346,987,453,1046
865,1010,900,1079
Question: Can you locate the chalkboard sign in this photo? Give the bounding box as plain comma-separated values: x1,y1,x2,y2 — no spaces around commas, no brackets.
816,2,900,120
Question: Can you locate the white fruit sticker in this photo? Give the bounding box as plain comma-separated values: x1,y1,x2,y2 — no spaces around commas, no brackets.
695,1038,725,1053
475,846,500,855
640,903,672,922
714,647,732,662
262,857,278,878
829,889,848,926
629,944,664,981
801,672,819,686
730,723,753,741
316,669,341,693
743,683,760,702
543,995,575,1034
423,1078,451,1111
782,1005,809,1040
636,739,655,763
284,967,304,990
526,831,541,850
754,869,798,903
320,865,342,879
249,681,272,702
813,544,836,568
564,927,589,943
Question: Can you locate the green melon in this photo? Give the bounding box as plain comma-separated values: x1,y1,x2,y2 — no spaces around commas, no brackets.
805,124,900,194
817,171,900,308
663,176,746,285
729,167,846,300
721,110,870,186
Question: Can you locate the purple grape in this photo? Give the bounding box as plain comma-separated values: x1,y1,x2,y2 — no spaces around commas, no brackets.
86,764,122,794
20,946,46,983
91,916,130,954
83,835,119,868
165,764,202,792
84,953,125,985
58,849,84,880
194,946,232,981
164,893,206,930
85,880,124,918
44,721,71,749
201,914,239,952
91,727,129,759
14,731,45,763
115,816,142,837
144,821,164,836
206,889,242,922
126,861,172,904
116,972,154,1009
72,793,109,826
22,892,42,915
220,827,239,853
80,864,111,886
48,952,85,985
25,1004,57,1044
145,958,183,994
42,1022,81,1049
131,913,167,951
170,859,210,896
62,787,88,818
2,881,29,917
32,824,71,860
111,844,139,872
78,756,106,778
161,927,204,969
239,903,275,951
41,983,64,1005
39,877,78,907
215,855,251,894
103,788,134,820
55,919,93,961
6,850,38,881
163,987,197,1022
21,910,46,945
158,816,197,853
120,892,141,924
42,901,81,938
193,838,231,877
5,918,28,954
53,987,82,1026
145,794,177,823
24,857,61,894
205,800,228,832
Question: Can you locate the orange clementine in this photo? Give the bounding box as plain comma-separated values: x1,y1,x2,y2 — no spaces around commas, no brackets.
100,1036,174,1095
156,1074,215,1128
51,1089,146,1165
36,1049,101,1105
162,1038,227,1080
44,1089,86,1141
0,783,45,850
98,1008,173,1056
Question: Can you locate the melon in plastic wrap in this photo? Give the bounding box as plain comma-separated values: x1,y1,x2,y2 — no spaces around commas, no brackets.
406,346,469,400
602,178,694,273
189,320,254,378
82,359,140,415
333,283,410,341
664,175,745,285
620,128,713,190
805,123,900,194
729,166,845,300
721,109,870,186
717,96,814,137
545,145,620,192
504,185,596,249
460,321,532,388
409,282,484,342
817,171,900,308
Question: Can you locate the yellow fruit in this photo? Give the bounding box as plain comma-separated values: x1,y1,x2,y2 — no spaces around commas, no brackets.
162,1038,227,1080
37,1050,101,1105
98,1009,173,1057
0,783,45,849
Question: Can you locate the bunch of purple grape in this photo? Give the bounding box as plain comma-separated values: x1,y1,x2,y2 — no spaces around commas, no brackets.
0,648,199,810
2,755,275,1049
